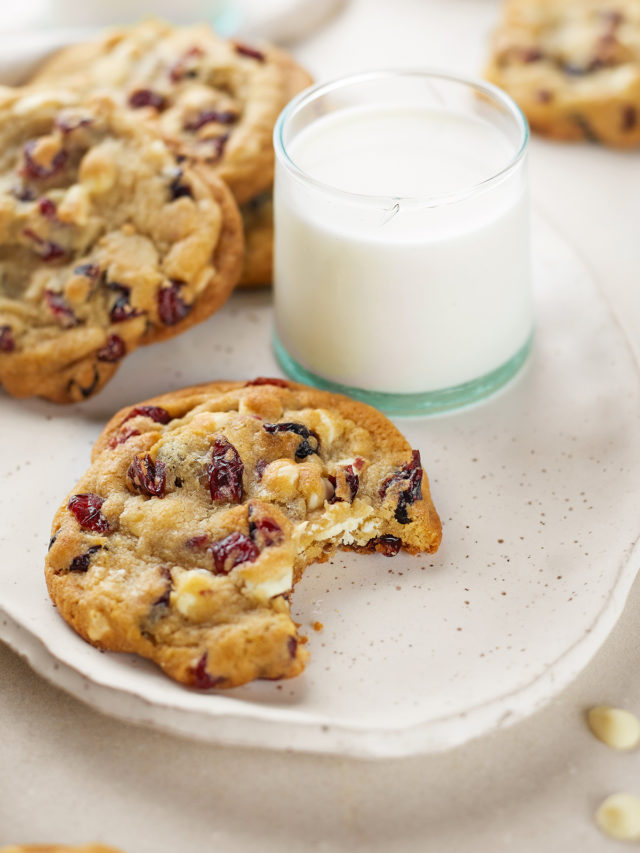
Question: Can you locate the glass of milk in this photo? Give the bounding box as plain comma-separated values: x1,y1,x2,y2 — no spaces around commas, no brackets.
272,70,533,415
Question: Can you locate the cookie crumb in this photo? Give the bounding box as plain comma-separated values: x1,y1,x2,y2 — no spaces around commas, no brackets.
312,621,324,632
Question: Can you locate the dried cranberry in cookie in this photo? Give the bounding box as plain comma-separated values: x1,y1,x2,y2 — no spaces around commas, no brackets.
46,380,441,689
0,89,243,402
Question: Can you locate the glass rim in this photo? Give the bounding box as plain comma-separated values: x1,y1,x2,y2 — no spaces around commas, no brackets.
273,68,530,209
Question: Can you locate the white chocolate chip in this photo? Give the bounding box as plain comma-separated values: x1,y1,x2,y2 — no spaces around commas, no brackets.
79,141,118,195
588,706,640,750
261,459,300,496
14,89,75,115
86,609,111,641
596,793,640,841
171,570,218,622
57,183,91,226
240,562,294,600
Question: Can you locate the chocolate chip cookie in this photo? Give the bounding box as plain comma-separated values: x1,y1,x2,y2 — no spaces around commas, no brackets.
486,0,640,146
0,89,243,403
45,379,442,689
31,20,313,202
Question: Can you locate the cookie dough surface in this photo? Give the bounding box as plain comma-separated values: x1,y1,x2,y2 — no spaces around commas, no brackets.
486,0,640,146
0,89,243,403
45,379,442,689
31,19,313,202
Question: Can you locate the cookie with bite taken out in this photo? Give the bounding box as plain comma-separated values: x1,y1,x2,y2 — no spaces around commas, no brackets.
45,379,442,689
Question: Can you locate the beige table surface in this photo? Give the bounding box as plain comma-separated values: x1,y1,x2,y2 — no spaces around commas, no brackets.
2,0,640,850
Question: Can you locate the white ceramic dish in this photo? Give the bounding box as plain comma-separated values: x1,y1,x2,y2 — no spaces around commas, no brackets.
1,216,639,758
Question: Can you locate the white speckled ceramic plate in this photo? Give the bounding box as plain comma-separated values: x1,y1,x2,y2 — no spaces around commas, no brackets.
1,215,639,758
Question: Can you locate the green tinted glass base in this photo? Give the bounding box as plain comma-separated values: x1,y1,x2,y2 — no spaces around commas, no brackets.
273,333,534,417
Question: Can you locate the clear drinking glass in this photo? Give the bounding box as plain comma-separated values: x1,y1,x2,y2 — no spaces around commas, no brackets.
272,70,533,416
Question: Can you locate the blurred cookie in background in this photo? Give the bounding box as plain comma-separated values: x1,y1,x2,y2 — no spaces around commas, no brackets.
30,19,313,202
486,0,640,146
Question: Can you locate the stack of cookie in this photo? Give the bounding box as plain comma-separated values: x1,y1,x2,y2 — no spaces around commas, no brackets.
0,20,312,403
486,0,640,146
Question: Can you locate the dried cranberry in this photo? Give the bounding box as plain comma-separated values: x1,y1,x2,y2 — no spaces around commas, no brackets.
68,494,110,533
0,325,15,353
263,422,320,461
366,535,402,557
97,334,126,362
74,263,100,280
67,365,100,399
55,115,93,134
329,465,359,504
186,534,210,549
563,63,589,76
44,290,78,326
206,437,244,502
108,283,144,323
13,185,35,201
128,454,166,498
183,109,238,132
38,198,57,219
234,43,265,62
152,567,173,608
245,377,289,388
68,545,102,573
602,9,624,27
169,169,193,200
121,405,172,425
572,114,599,142
21,141,68,180
24,230,66,262
380,450,423,525
107,425,140,448
210,532,259,575
519,47,543,63
535,89,553,103
191,652,223,690
128,89,166,110
157,281,190,326
287,635,298,658
622,105,637,131
345,466,359,502
249,509,284,549
204,133,229,161
255,459,268,480
169,46,205,82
